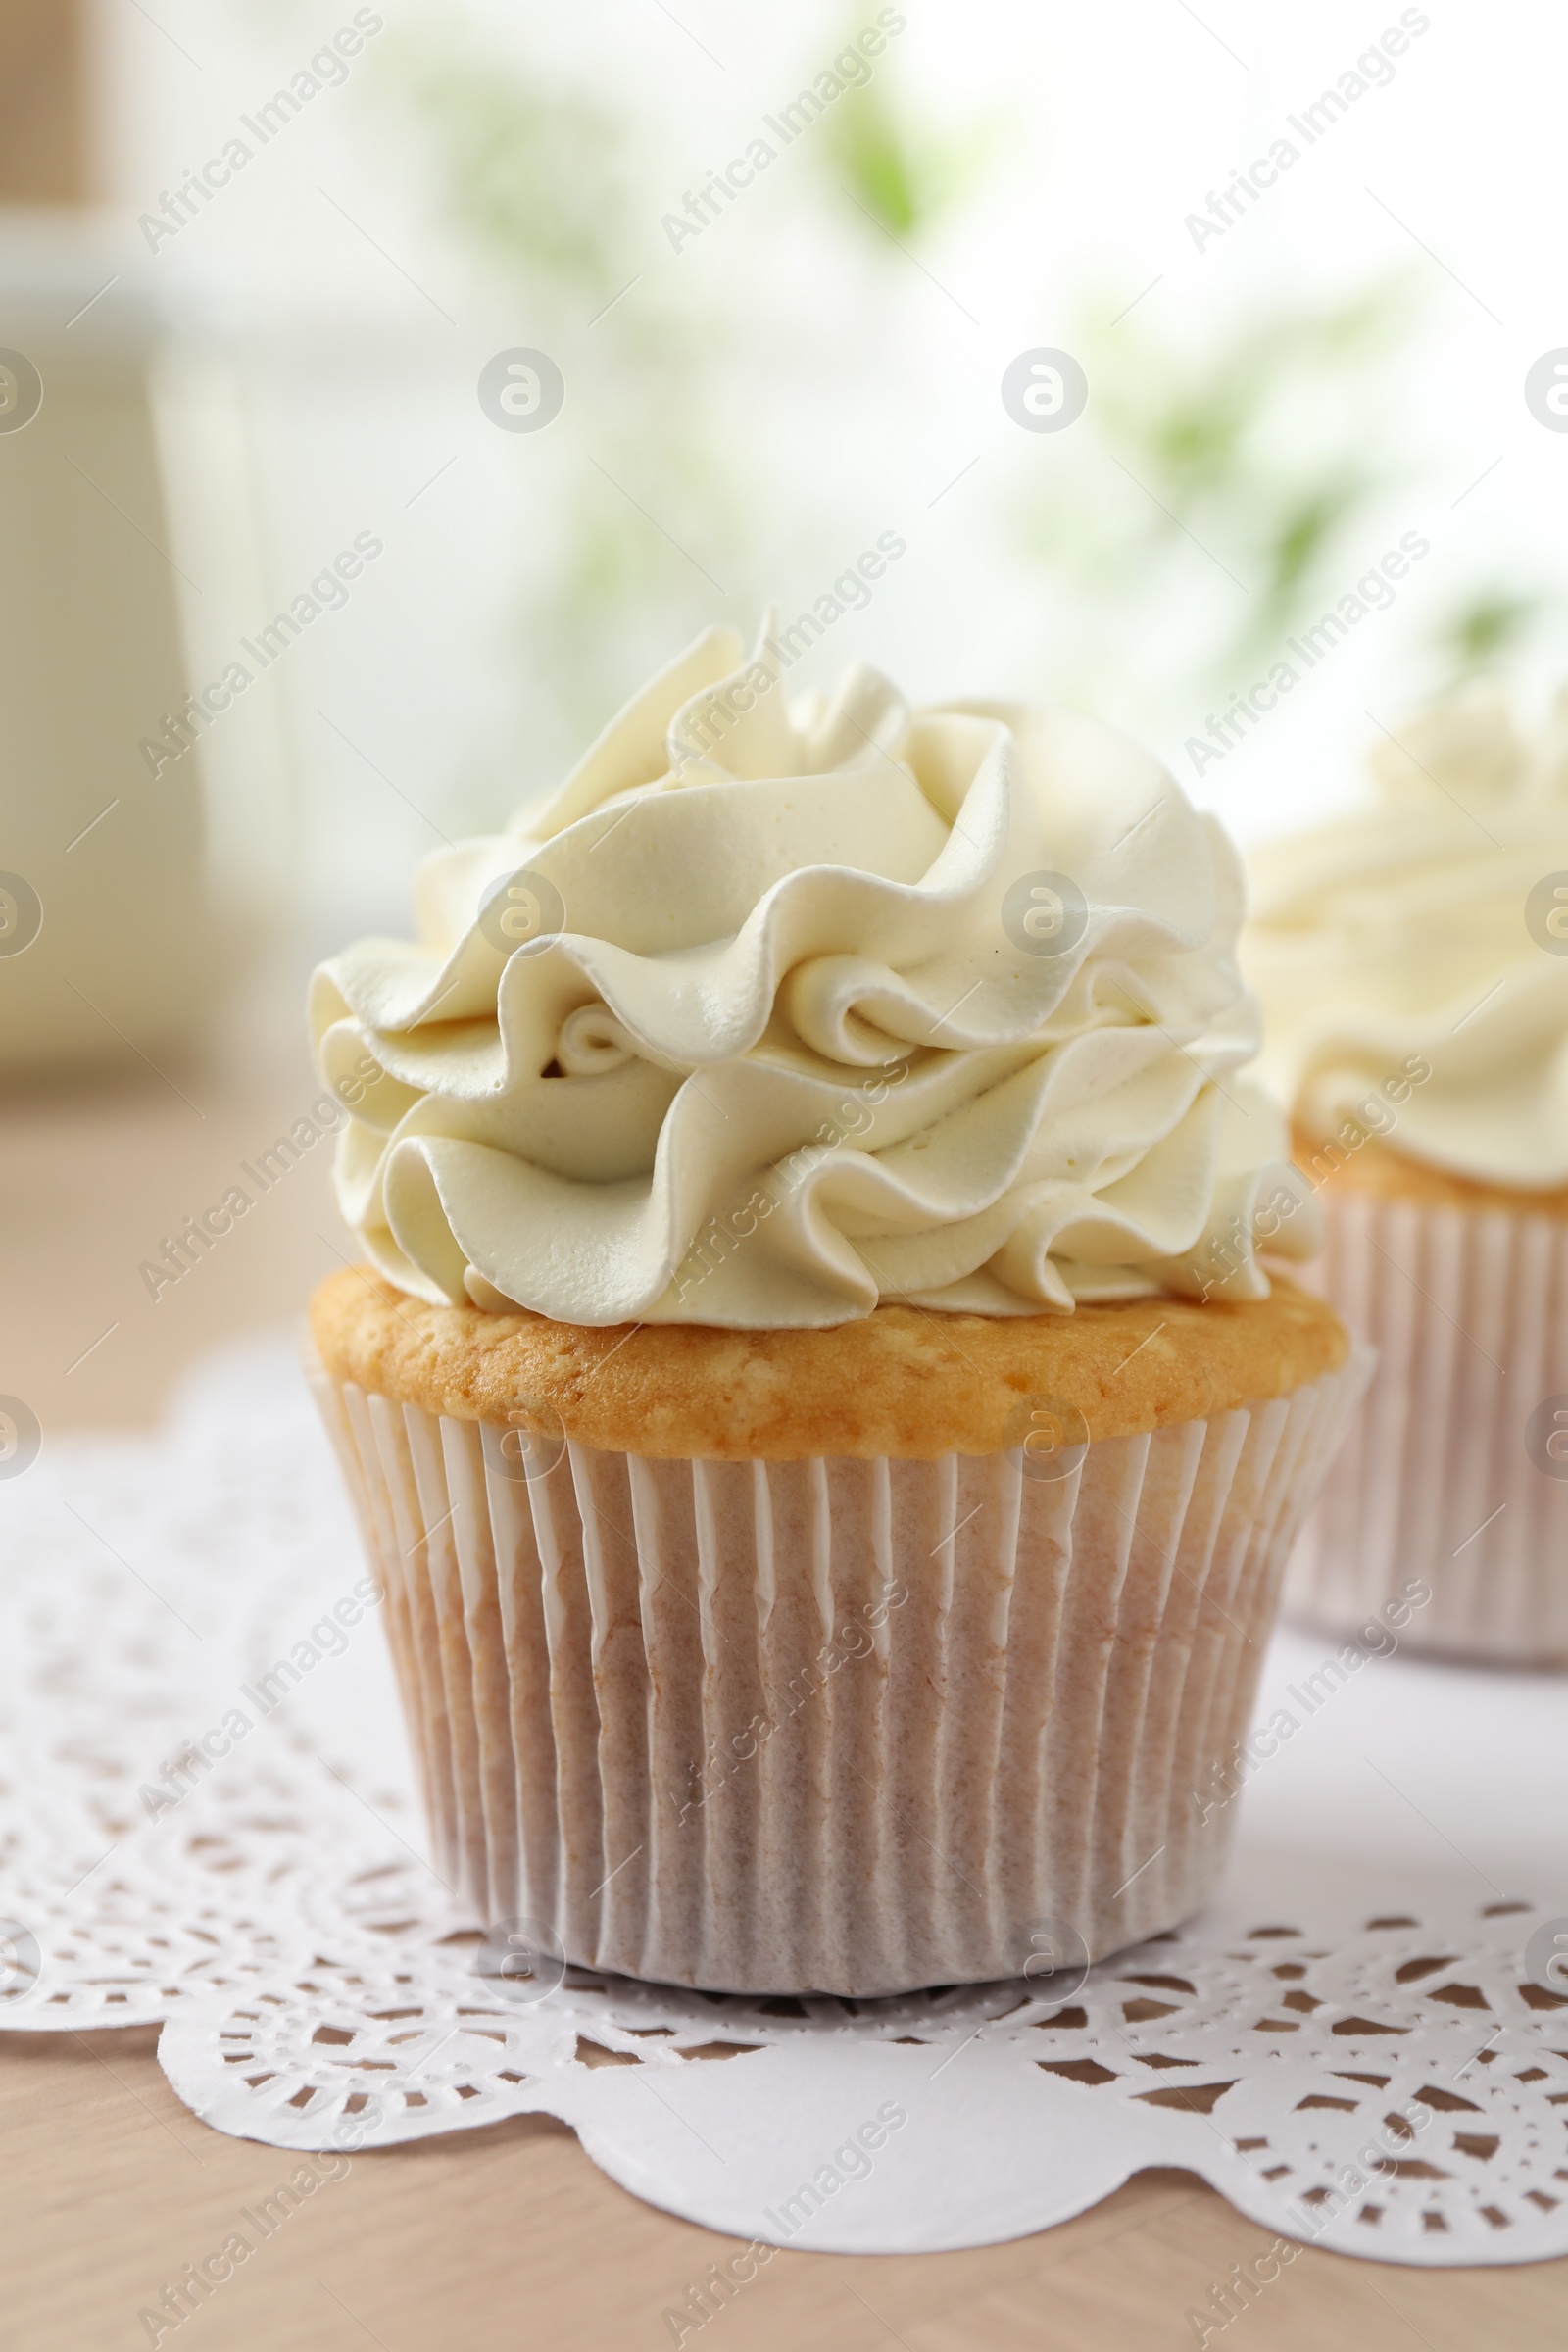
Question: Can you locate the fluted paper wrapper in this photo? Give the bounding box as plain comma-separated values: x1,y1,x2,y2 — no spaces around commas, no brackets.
1289,1193,1568,1665
308,1355,1366,1995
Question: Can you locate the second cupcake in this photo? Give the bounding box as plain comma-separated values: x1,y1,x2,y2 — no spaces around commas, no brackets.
1246,681,1568,1665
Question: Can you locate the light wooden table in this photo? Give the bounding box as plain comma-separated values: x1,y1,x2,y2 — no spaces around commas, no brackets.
4,1041,1565,2350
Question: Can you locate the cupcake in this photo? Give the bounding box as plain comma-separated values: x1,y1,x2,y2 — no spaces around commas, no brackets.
1245,681,1568,1665
306,616,1362,1994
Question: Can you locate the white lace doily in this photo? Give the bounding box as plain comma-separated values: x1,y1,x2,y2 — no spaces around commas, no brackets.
3,1334,1566,2265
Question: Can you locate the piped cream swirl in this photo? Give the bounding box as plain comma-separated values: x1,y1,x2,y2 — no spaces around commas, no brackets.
310,617,1314,1326
1244,682,1568,1189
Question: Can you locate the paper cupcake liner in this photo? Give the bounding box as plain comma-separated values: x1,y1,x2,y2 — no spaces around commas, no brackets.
307,1351,1367,1995
1288,1193,1568,1664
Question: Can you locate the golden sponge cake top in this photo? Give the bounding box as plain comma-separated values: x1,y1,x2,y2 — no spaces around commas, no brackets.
309,1267,1347,1463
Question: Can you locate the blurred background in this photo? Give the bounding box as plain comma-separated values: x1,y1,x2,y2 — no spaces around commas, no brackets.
3,0,1565,1430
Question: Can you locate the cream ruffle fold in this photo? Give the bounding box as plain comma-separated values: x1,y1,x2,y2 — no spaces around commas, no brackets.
311,624,1315,1326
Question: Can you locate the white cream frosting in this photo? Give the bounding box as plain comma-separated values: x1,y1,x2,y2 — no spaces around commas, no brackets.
310,617,1315,1326
1245,681,1568,1190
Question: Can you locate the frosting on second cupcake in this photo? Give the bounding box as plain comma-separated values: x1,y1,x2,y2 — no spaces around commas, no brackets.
1245,682,1568,1191
310,616,1314,1327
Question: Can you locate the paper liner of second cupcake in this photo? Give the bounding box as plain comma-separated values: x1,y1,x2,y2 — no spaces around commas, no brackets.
1286,1195,1568,1665
307,1348,1369,1998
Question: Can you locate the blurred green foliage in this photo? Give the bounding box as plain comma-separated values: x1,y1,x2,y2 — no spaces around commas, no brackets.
362,3,995,755
824,47,997,240
366,17,746,748
1025,280,1427,688
400,54,629,297
1023,274,1558,706
359,3,1549,746
1429,585,1556,680
829,81,920,235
